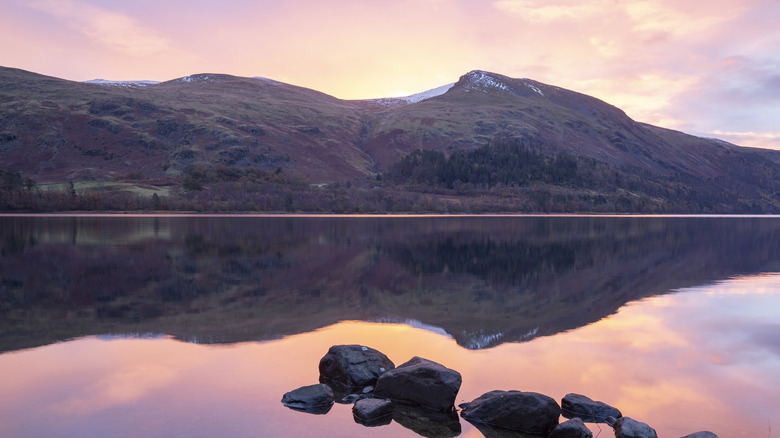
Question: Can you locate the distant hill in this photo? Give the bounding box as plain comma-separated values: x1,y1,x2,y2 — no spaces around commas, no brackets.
1,66,778,212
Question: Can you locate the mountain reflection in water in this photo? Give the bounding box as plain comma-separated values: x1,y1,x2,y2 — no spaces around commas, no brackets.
1,215,779,352
0,274,779,438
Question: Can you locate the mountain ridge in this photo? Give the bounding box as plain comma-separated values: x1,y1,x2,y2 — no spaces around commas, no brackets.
1,66,778,212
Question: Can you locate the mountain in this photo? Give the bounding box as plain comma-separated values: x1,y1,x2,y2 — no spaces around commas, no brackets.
1,66,779,212
364,70,780,178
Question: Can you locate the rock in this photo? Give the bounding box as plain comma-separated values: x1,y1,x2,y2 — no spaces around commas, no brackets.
318,345,395,393
342,394,361,404
613,417,658,438
352,398,393,426
281,384,334,414
374,356,462,411
460,390,561,435
549,418,593,438
680,433,719,438
342,393,373,404
562,393,622,423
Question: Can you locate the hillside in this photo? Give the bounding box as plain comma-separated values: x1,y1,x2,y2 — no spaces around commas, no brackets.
1,66,779,212
0,66,372,183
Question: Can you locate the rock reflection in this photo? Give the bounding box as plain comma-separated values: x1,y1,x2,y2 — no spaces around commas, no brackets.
1,215,779,353
391,404,461,438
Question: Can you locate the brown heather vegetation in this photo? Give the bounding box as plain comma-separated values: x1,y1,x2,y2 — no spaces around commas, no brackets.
2,138,777,214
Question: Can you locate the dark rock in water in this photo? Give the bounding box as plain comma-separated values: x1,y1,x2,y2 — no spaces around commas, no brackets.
561,393,622,423
352,398,393,426
680,433,719,438
460,390,561,436
374,356,462,411
549,418,593,438
319,345,394,393
613,417,658,438
281,383,334,415
392,402,461,438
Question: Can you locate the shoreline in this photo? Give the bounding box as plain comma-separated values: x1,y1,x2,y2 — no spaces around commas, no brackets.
2,212,780,218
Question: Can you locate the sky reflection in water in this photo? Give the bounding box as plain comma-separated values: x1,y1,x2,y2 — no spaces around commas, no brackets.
0,274,778,438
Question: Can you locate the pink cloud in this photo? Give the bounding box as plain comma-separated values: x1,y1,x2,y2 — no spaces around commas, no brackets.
29,0,171,56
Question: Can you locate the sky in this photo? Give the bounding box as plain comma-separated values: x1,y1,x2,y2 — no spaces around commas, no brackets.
2,0,780,150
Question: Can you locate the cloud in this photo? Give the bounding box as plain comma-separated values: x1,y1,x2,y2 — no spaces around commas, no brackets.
488,0,780,151
624,1,742,36
706,131,780,150
50,363,176,416
492,0,608,22
29,0,171,56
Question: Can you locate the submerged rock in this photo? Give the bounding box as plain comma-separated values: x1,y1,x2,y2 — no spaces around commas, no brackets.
612,417,658,438
281,383,334,414
318,345,394,393
352,398,393,426
680,433,719,438
549,418,593,438
374,356,462,411
561,393,622,423
460,390,560,436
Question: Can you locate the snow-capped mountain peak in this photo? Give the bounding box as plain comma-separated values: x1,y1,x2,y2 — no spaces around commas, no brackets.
455,70,548,98
173,74,217,84
462,70,510,92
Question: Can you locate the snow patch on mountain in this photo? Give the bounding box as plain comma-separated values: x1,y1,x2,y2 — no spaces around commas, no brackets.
371,317,452,337
253,76,283,85
461,326,538,350
400,83,455,103
365,82,454,106
84,79,160,87
463,70,510,92
522,80,544,96
175,74,215,83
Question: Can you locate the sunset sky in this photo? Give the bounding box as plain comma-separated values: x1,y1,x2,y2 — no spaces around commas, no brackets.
2,0,779,149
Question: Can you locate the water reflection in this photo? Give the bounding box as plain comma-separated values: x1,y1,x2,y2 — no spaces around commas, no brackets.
0,274,778,437
1,215,780,353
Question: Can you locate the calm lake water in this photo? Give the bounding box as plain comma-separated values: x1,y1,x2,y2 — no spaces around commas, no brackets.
1,215,779,438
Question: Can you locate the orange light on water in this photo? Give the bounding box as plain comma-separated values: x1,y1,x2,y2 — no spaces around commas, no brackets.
1,274,779,437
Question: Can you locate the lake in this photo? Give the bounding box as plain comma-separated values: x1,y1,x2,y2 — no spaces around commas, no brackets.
1,214,779,438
